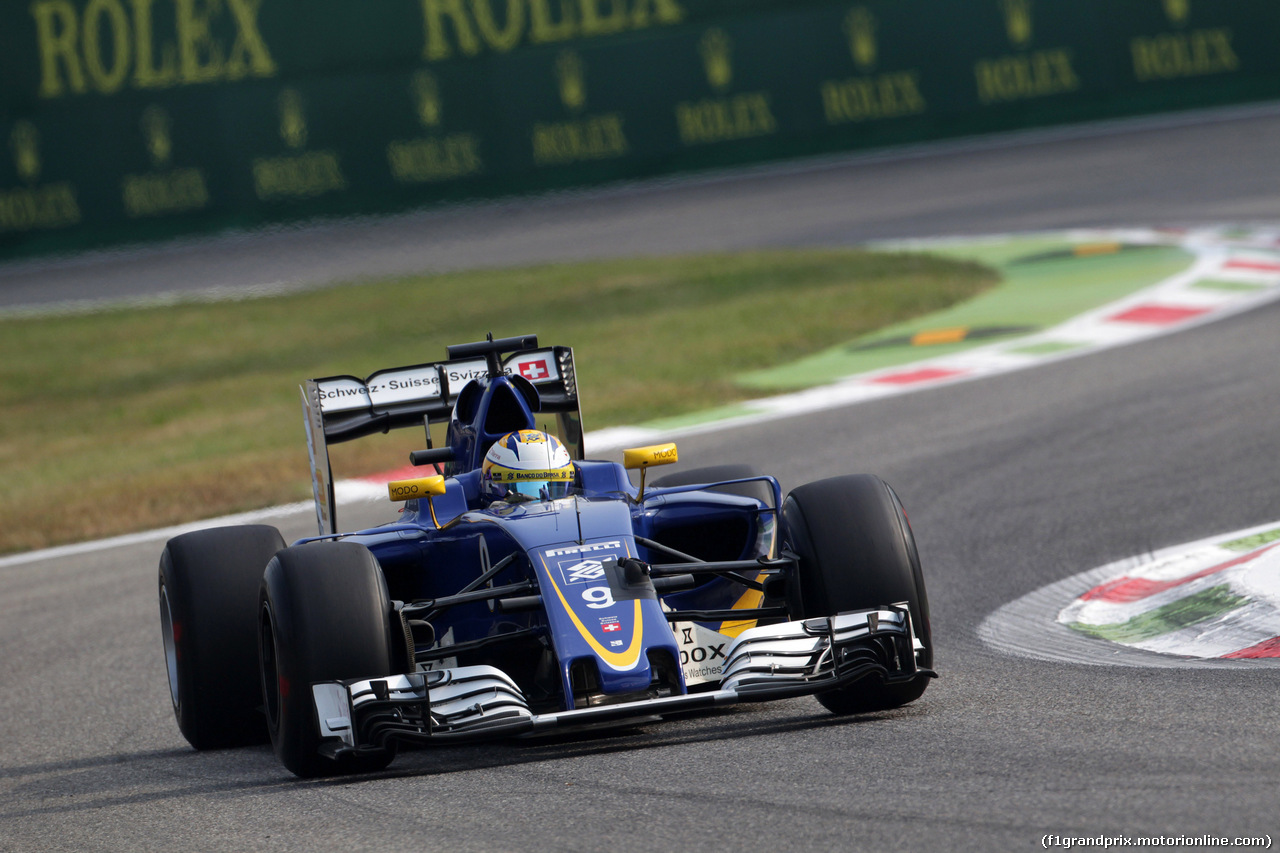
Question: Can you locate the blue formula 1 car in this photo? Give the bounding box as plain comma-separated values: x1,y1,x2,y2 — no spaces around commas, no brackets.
158,335,935,777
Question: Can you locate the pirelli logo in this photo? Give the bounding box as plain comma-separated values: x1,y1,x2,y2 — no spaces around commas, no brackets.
545,540,622,558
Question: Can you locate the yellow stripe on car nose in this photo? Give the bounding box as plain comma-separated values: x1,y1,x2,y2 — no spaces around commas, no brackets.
540,556,644,671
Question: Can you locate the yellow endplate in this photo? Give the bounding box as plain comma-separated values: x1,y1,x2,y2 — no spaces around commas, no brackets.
623,443,679,470
387,476,447,501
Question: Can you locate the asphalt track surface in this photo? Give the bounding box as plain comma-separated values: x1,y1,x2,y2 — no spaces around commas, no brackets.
3,106,1280,851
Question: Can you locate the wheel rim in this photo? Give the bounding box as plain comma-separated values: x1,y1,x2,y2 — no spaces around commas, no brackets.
259,603,281,729
159,583,181,710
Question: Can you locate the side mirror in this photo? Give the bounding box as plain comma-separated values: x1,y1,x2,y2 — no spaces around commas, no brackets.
387,476,447,502
623,443,678,502
388,475,449,527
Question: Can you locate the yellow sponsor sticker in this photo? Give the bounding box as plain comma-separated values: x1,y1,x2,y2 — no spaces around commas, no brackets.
911,327,968,346
1074,242,1122,257
487,467,576,483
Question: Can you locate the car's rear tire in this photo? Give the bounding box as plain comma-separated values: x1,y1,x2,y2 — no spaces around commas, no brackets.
259,541,397,777
782,474,932,714
158,524,284,749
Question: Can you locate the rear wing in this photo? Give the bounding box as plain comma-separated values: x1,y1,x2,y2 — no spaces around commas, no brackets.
300,335,581,535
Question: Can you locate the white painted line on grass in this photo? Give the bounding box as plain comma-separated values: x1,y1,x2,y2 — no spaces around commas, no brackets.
574,229,1280,450
0,502,313,569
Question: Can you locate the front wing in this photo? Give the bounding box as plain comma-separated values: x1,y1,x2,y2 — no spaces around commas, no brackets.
311,605,934,760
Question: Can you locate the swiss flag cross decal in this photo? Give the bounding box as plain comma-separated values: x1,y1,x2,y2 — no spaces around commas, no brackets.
602,622,622,632
519,360,549,381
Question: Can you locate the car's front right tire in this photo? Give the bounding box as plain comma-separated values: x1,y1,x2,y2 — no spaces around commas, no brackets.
259,541,397,777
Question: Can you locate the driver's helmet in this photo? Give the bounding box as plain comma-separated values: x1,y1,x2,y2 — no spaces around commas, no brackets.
481,429,575,502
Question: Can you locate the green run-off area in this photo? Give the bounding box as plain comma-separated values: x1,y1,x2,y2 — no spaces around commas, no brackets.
741,240,1192,390
0,248,993,553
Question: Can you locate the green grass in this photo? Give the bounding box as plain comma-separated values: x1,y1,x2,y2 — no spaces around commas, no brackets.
0,249,995,553
1221,528,1280,552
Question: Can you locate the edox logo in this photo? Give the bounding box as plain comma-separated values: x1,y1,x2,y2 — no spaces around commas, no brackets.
564,559,606,583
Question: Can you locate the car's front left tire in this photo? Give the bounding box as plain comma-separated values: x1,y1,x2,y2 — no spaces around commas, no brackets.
158,524,285,749
782,474,932,714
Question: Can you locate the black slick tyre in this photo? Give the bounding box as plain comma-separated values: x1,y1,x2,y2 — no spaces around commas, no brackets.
158,524,284,749
259,541,397,778
782,474,932,714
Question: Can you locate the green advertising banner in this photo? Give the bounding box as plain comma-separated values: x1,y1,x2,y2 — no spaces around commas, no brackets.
1,0,1278,259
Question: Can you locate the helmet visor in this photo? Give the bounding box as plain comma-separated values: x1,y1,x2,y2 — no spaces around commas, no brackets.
507,479,573,500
